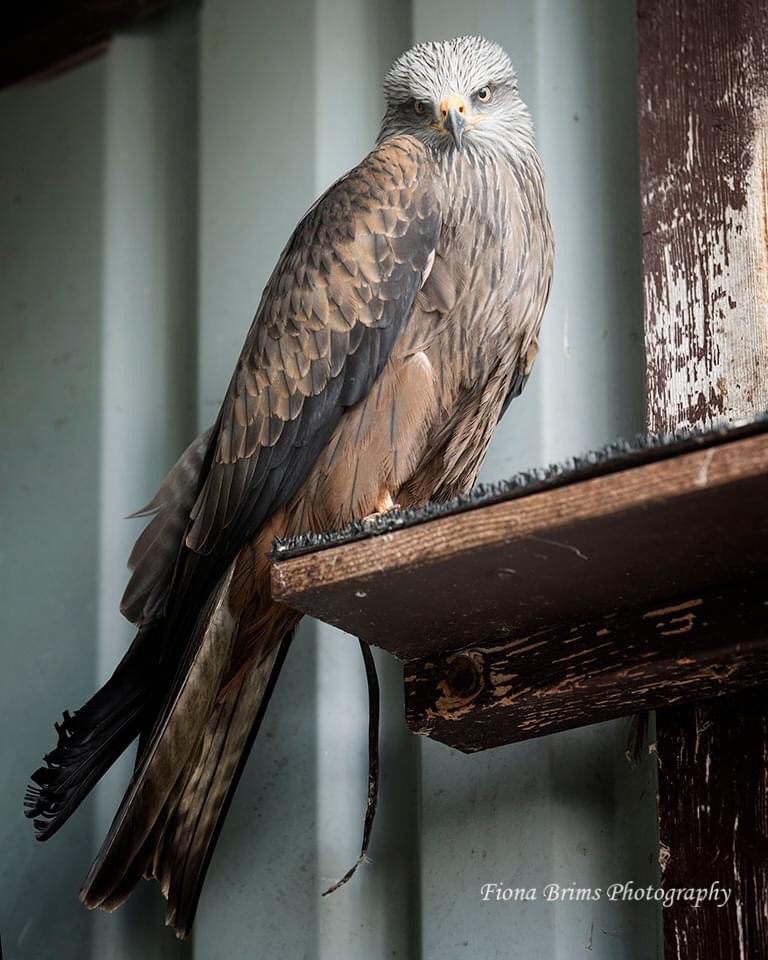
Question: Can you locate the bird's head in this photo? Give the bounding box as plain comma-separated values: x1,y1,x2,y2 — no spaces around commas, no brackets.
379,36,533,156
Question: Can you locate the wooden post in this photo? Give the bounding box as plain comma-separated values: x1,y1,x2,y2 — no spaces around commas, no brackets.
638,0,768,955
638,0,768,433
656,692,768,956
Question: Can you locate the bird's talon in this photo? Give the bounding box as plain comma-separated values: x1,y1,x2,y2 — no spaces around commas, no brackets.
361,499,401,523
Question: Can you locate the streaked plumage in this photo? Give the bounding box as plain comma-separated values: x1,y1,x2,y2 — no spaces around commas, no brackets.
26,35,553,936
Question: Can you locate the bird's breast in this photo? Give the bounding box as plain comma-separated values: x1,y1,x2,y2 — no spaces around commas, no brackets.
433,150,552,358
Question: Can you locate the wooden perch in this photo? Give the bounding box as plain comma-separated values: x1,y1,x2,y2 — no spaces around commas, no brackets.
272,427,768,751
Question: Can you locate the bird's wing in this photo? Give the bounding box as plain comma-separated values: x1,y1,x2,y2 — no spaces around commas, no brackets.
187,135,441,558
74,140,441,915
120,426,215,625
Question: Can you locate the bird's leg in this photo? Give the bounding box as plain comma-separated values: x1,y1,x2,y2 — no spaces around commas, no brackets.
523,336,539,375
362,489,400,523
375,490,397,513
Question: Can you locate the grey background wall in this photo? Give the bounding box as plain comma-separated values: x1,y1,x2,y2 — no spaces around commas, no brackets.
1,55,105,960
0,2,658,958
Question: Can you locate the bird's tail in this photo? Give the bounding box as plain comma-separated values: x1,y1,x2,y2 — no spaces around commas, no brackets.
25,623,161,841
78,561,294,937
26,425,217,841
148,640,289,936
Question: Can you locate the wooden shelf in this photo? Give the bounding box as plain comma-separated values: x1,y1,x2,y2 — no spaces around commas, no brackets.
271,426,768,751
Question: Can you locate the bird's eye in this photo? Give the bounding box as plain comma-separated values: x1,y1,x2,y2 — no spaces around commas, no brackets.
474,86,493,104
413,100,428,116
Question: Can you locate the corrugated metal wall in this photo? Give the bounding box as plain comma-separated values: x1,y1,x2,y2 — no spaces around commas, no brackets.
1,53,105,960
0,2,660,957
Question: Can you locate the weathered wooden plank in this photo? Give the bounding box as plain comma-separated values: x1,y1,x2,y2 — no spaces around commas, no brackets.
638,0,768,433
403,580,768,752
2,0,184,90
656,690,768,958
639,2,768,956
272,432,768,659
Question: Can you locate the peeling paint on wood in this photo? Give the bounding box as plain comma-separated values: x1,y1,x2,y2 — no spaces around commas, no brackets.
656,692,768,958
404,581,768,752
639,0,768,433
639,3,768,956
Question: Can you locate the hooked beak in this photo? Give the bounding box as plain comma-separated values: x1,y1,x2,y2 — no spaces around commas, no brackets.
438,95,467,149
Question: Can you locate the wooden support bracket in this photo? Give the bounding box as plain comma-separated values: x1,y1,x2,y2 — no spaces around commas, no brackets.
404,579,768,752
272,426,768,752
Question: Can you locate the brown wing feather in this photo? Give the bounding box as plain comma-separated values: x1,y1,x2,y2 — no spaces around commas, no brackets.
187,135,441,560
120,426,215,625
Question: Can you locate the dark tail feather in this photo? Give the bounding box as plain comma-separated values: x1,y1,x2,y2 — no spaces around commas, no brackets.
82,628,291,938
25,624,160,841
158,635,291,936
79,553,293,934
79,565,240,910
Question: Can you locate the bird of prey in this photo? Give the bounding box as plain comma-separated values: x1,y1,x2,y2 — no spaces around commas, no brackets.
26,35,553,936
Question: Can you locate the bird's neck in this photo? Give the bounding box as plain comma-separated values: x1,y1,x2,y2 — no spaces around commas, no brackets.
433,125,545,188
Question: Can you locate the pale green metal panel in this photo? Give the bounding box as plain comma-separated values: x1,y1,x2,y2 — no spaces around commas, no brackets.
91,11,198,958
0,57,105,960
0,8,198,960
197,0,320,426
